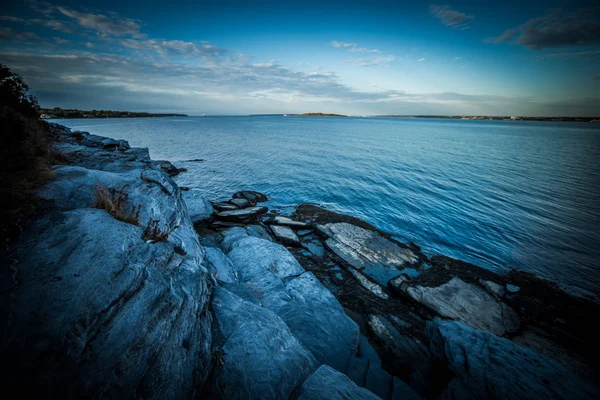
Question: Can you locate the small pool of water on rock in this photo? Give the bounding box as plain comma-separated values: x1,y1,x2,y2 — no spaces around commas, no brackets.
56,116,600,301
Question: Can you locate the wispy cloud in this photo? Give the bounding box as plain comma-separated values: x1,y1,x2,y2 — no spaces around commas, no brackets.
0,27,38,42
120,38,227,60
485,8,600,49
0,15,71,33
330,41,380,53
430,5,473,30
55,6,143,37
418,58,425,62
342,55,395,67
541,50,600,59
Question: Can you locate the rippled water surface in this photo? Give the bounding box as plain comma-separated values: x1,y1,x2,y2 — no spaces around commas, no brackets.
57,116,600,300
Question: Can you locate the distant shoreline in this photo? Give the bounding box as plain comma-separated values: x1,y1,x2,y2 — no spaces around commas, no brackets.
40,108,187,119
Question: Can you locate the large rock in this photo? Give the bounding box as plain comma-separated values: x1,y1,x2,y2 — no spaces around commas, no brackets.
4,208,212,399
2,128,213,398
182,188,214,223
204,247,238,284
210,287,318,399
222,229,360,373
426,319,598,400
292,365,382,400
319,223,418,271
403,277,519,336
272,216,308,227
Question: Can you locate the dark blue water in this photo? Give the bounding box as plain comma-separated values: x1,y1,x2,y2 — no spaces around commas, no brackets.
56,116,600,300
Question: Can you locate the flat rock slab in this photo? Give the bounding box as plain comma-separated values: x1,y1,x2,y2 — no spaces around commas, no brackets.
319,223,418,274
403,277,519,336
349,268,388,300
216,206,268,223
232,190,268,205
427,319,598,400
212,202,238,211
272,216,308,227
229,198,250,208
292,365,382,400
271,225,301,246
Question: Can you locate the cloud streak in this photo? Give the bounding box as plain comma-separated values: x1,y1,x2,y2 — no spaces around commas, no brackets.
486,8,600,49
430,5,473,29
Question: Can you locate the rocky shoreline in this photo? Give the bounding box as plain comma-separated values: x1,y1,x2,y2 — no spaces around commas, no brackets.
1,124,598,399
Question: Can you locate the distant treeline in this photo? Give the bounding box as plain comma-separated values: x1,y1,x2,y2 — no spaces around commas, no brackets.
299,113,347,117
40,107,187,119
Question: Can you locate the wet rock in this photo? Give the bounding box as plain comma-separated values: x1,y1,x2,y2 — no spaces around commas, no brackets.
216,206,268,223
210,220,245,229
205,247,238,284
211,287,319,400
158,160,187,176
272,216,308,227
348,268,388,300
366,315,433,395
427,319,598,400
320,222,418,273
402,277,519,336
480,279,505,297
232,190,268,205
181,188,213,223
297,229,313,236
292,365,381,400
229,198,250,208
212,202,238,211
271,225,301,246
301,237,326,257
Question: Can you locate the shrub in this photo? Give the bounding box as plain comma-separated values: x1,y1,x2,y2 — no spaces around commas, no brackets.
142,218,178,242
92,185,141,225
0,63,52,247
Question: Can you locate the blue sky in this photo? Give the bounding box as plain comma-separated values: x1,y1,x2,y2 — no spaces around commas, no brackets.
1,0,599,115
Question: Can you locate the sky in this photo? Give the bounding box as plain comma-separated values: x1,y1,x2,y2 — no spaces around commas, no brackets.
0,0,599,116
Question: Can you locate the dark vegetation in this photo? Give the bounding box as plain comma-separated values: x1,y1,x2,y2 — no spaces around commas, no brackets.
0,63,55,249
142,218,178,242
92,185,141,226
41,107,187,119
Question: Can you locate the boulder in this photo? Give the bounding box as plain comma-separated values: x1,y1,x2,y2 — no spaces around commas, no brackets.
223,231,360,373
181,188,214,223
392,378,421,400
347,357,370,387
158,160,187,176
402,277,519,336
271,225,301,246
426,319,598,400
216,206,268,223
204,247,238,284
365,363,393,400
211,287,319,399
4,209,212,399
232,190,268,205
479,279,505,297
292,365,382,400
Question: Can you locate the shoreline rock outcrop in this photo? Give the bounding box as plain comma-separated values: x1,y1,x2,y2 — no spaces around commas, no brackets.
2,123,598,399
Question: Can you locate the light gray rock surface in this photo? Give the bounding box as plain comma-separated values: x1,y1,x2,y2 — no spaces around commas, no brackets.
205,247,238,284
319,222,418,271
427,319,598,400
182,188,214,223
216,206,268,223
479,279,505,297
403,277,519,336
210,287,319,399
221,229,360,373
4,129,213,398
272,216,308,227
271,224,301,246
292,365,382,400
349,268,389,299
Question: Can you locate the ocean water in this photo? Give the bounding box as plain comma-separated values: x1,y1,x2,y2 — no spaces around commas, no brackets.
55,116,600,300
